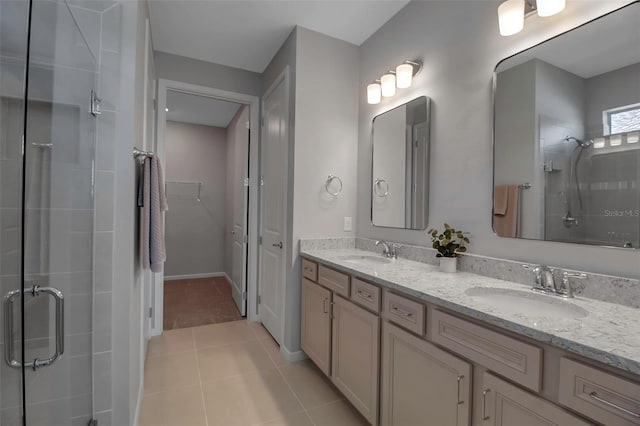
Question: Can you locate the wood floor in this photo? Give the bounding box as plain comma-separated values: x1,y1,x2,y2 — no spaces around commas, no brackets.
163,277,243,330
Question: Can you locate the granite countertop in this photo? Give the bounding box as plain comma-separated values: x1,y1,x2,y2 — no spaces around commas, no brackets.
301,248,640,376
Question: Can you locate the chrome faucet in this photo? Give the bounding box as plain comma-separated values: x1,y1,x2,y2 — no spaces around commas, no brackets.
522,264,555,292
557,271,587,298
375,240,399,259
522,264,586,298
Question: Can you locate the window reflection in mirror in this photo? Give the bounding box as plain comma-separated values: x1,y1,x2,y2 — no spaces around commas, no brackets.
493,2,639,249
372,96,431,229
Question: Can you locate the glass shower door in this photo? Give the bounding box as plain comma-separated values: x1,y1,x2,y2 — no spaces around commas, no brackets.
0,0,30,423
2,0,99,424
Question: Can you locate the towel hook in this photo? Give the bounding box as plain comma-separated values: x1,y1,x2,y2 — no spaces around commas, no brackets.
325,174,343,196
373,178,389,197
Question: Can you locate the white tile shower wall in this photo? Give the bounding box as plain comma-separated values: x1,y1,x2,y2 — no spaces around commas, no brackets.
355,0,638,280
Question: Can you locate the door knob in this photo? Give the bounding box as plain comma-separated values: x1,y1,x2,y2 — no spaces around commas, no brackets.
272,242,283,249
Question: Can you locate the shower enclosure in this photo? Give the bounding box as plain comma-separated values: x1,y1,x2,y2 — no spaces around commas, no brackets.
1,0,99,424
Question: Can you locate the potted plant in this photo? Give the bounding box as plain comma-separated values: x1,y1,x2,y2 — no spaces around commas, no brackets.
427,223,470,273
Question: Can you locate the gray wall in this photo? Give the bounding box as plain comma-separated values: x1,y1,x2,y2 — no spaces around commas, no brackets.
112,0,150,424
356,0,638,279
288,27,360,352
155,51,262,97
164,121,228,277
494,60,538,238
585,62,640,139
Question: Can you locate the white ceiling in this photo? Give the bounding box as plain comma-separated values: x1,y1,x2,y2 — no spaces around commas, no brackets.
497,5,640,78
166,90,242,128
148,0,409,73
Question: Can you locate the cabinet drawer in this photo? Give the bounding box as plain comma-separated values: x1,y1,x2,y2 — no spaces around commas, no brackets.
431,310,542,392
302,258,318,281
318,264,350,297
482,372,591,426
383,292,425,336
559,358,640,426
350,278,381,313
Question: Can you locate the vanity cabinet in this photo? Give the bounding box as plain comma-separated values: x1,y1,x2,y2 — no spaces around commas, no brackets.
381,322,472,426
301,255,639,426
331,294,380,425
301,262,380,424
301,278,332,375
482,372,591,426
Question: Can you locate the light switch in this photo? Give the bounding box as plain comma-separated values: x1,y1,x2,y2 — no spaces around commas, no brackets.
344,217,352,232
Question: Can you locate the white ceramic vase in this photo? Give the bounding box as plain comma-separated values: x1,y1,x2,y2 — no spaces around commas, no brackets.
439,257,457,273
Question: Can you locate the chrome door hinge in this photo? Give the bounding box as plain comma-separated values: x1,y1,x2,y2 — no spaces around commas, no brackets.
260,176,264,186
330,302,335,319
242,291,247,301
261,117,265,127
243,235,248,244
259,236,263,245
90,90,101,116
87,418,98,426
244,178,250,187
245,121,250,129
258,295,262,305
149,307,153,318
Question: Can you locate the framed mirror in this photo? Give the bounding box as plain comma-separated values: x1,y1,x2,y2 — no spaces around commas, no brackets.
493,2,639,249
372,96,431,229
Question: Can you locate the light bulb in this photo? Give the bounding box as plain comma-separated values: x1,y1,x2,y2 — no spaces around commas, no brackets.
536,0,565,17
396,63,413,89
498,0,525,36
367,83,381,104
381,74,396,97
627,132,639,144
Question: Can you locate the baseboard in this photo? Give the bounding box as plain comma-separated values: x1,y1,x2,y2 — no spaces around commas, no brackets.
164,272,231,281
280,345,308,363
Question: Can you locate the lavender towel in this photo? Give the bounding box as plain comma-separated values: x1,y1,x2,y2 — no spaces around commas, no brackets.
138,156,168,272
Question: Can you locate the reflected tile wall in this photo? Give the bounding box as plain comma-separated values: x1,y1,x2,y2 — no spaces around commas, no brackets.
90,3,120,424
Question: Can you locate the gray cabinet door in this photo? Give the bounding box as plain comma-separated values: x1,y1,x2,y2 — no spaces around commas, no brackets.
331,295,380,425
482,372,591,426
301,278,332,375
381,322,472,426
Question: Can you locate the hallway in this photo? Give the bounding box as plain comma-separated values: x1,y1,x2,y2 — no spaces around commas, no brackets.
140,320,368,426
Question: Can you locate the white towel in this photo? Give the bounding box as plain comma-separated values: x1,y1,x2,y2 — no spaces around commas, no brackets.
138,156,168,272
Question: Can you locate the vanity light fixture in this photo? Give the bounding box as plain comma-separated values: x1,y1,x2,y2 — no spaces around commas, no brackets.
498,0,566,36
367,83,382,104
366,59,423,104
498,0,525,36
536,0,565,17
381,73,396,97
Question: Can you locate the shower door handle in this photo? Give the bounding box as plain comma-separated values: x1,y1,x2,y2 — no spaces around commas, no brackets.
4,289,22,369
3,284,65,370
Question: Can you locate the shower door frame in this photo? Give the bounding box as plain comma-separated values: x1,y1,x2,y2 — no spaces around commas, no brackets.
153,79,261,336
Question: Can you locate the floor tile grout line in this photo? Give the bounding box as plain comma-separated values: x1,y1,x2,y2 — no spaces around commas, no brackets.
273,359,318,426
192,328,210,426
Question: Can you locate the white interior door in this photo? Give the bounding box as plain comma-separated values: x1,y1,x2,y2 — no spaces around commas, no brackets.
259,72,288,344
231,108,250,315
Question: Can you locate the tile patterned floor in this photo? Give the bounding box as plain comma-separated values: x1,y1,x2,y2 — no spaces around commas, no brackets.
141,320,369,426
164,277,243,330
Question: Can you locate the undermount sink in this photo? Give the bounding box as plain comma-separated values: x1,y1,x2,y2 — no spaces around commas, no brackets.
339,254,392,266
464,287,589,320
